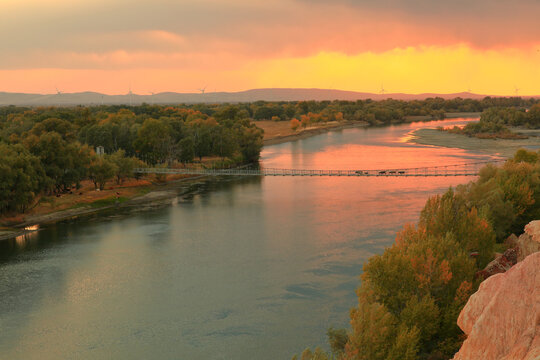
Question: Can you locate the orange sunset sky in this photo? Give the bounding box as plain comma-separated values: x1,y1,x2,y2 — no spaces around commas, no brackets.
1,0,539,96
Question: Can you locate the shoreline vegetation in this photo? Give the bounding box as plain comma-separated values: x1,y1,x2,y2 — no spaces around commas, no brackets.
410,128,540,158
439,105,540,141
2,100,540,359
0,119,384,240
0,113,474,241
294,149,540,360
410,105,540,157
1,97,538,240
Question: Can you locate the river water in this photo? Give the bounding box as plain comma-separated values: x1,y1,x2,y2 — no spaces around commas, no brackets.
0,118,498,359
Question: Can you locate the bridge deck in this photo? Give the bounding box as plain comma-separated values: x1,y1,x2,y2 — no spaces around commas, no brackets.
134,160,505,177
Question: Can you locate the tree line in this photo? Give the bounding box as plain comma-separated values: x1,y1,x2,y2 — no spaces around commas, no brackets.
185,96,536,125
295,149,540,360
0,105,263,215
1,98,537,216
445,104,540,139
233,96,536,124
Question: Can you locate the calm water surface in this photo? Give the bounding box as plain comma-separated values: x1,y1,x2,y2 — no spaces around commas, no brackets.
0,119,498,359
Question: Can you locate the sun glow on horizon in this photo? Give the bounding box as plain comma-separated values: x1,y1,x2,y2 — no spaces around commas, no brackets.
1,0,539,96
253,44,540,96
1,44,538,96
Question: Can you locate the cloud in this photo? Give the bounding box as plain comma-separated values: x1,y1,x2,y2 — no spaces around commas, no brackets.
0,0,538,94
0,0,538,68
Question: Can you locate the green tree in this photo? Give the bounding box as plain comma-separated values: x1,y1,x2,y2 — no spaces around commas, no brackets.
386,325,420,360
0,143,47,213
188,117,217,161
238,126,263,163
528,103,540,127
88,156,117,190
109,150,137,184
346,299,397,360
350,226,476,359
25,132,91,192
30,117,75,140
399,295,439,348
178,136,195,164
513,148,538,163
419,189,495,268
457,160,540,239
327,327,348,357
214,126,237,160
134,119,172,164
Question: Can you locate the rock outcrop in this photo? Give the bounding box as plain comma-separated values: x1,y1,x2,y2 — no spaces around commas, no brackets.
476,247,518,280
476,220,540,280
452,251,540,360
520,221,540,261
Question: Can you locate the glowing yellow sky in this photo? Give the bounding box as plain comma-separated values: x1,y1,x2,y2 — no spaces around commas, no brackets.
0,0,539,95
254,46,540,95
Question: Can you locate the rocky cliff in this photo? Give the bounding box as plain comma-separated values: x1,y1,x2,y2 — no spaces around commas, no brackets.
452,221,540,360
476,220,540,280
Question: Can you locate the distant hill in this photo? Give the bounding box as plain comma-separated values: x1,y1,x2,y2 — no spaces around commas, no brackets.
0,88,536,106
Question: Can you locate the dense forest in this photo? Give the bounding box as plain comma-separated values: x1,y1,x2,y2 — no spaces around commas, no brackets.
0,105,263,215
445,104,540,139
294,149,540,360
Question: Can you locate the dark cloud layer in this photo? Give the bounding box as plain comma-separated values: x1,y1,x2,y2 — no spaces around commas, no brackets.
0,0,538,70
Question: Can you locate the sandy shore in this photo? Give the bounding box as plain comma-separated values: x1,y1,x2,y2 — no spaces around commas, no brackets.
262,120,370,146
411,128,540,158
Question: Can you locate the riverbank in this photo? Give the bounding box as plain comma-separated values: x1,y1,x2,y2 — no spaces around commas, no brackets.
259,112,480,146
0,175,210,241
410,128,540,157
260,120,369,146
0,120,370,240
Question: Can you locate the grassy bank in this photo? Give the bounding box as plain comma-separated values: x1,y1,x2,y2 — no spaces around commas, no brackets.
411,128,540,157
0,174,206,241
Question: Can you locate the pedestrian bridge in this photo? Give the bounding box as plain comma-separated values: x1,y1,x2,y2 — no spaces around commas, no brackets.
134,159,505,177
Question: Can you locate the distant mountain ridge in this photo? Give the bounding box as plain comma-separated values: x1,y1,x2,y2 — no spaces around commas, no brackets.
0,88,537,106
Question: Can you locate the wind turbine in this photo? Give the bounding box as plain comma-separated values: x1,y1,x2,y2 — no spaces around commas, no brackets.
379,84,386,95
514,85,520,97
128,84,133,106
198,85,207,94
55,86,63,95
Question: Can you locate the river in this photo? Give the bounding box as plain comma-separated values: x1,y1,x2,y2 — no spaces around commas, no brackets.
0,118,498,359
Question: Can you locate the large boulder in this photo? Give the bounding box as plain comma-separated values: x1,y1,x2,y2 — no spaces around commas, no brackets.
452,252,540,360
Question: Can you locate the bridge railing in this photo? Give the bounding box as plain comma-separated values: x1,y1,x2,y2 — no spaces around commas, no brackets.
133,159,506,177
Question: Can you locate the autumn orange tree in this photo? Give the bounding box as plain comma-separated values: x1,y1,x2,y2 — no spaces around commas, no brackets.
295,209,488,360
296,150,540,360
290,118,301,131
